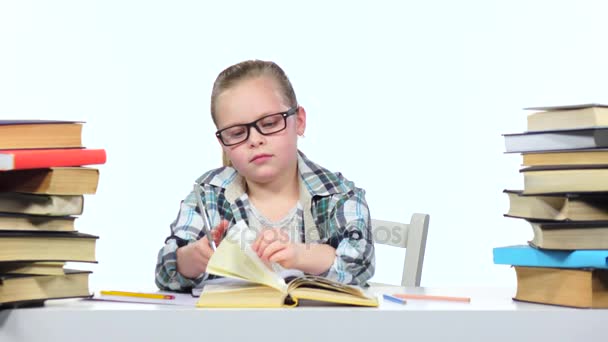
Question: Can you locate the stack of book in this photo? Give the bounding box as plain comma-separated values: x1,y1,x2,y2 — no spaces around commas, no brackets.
495,104,608,308
0,120,105,308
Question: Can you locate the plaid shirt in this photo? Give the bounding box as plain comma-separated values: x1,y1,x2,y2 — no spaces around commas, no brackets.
155,151,375,291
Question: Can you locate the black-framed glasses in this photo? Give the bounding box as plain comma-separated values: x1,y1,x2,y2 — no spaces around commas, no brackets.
215,107,298,146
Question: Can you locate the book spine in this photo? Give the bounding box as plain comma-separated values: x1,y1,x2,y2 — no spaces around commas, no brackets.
0,149,106,171
493,246,608,269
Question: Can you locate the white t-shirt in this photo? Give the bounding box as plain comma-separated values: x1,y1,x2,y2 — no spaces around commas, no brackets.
246,201,303,273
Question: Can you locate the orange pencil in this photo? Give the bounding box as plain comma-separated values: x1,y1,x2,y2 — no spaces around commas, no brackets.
393,293,471,303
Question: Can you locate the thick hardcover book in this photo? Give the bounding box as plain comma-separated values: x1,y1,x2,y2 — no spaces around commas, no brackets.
0,167,99,195
0,120,83,149
0,213,76,232
0,148,106,171
522,148,608,167
526,219,608,250
520,164,608,194
513,266,608,308
0,192,84,216
503,190,608,220
493,245,608,269
503,127,608,153
196,224,377,308
0,269,91,307
524,103,608,111
0,261,65,276
525,104,608,132
0,231,98,262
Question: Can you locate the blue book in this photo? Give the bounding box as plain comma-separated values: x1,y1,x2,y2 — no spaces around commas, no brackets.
493,245,608,269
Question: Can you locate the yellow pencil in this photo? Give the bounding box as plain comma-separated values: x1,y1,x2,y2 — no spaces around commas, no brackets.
100,290,175,300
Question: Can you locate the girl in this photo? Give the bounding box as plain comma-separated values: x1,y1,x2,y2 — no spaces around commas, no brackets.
155,60,375,291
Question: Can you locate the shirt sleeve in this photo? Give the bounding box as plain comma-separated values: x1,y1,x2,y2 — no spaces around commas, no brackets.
320,188,375,286
155,192,208,291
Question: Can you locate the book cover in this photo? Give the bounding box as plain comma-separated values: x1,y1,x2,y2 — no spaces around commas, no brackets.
493,245,608,269
524,103,608,111
503,127,608,153
521,164,608,172
0,148,106,171
0,120,83,125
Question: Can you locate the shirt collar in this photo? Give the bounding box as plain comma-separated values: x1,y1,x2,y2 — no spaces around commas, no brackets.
296,150,353,197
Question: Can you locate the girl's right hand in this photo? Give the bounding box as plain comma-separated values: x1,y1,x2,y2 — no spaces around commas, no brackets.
176,220,229,279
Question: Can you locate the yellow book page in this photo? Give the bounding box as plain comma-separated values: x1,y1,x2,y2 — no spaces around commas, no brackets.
288,275,366,297
289,287,378,307
206,231,288,293
287,275,378,307
196,283,289,308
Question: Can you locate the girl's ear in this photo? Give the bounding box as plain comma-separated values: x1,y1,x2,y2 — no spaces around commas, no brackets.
296,106,307,136
222,150,232,167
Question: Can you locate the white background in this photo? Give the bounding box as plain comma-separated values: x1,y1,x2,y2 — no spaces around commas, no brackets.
1,0,608,290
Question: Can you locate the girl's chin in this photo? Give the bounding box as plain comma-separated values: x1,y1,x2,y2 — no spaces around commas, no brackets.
245,169,281,183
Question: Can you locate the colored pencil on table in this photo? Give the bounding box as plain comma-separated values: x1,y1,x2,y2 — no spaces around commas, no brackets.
392,293,470,303
100,290,175,300
383,294,407,305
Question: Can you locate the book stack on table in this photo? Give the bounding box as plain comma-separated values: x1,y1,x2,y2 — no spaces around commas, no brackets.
0,120,105,308
497,104,608,308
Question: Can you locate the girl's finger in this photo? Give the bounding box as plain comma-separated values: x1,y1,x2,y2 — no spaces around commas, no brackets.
200,238,214,259
268,248,291,264
255,229,278,256
260,240,285,261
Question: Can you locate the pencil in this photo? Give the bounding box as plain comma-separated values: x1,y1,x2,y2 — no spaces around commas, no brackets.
383,294,407,305
100,290,175,300
193,183,217,251
392,293,470,303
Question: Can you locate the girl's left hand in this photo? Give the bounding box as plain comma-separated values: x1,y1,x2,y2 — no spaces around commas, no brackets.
252,228,302,269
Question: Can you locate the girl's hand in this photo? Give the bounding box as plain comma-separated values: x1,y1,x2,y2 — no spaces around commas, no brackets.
176,220,229,279
252,228,302,269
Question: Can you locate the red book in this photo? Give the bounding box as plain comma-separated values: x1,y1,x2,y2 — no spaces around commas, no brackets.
0,149,106,171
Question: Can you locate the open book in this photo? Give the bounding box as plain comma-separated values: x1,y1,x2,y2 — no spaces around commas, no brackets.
196,224,378,308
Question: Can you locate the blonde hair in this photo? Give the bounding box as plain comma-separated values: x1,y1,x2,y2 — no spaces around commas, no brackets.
210,60,298,167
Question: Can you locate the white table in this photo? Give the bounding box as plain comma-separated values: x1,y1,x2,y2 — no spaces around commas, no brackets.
1,287,606,342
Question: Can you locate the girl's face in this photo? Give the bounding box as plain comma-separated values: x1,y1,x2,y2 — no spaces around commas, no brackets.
214,76,306,184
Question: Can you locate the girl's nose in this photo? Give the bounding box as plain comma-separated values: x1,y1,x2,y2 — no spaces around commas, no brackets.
247,126,266,146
